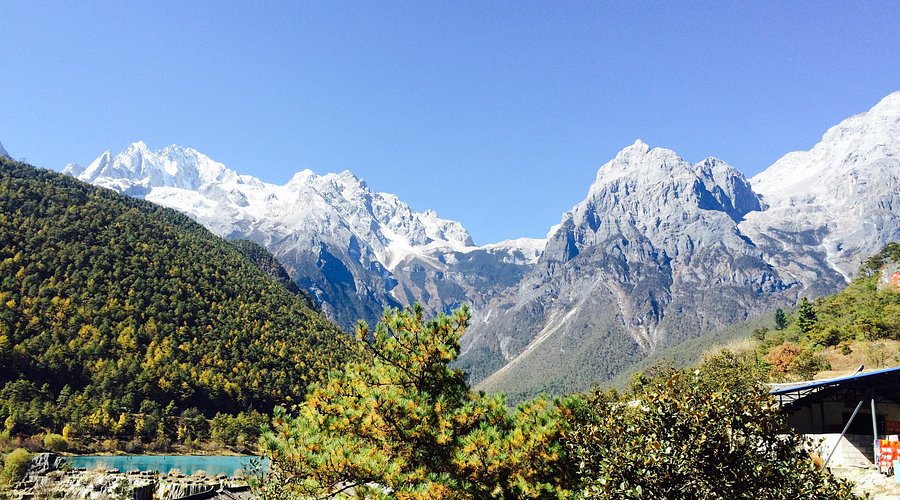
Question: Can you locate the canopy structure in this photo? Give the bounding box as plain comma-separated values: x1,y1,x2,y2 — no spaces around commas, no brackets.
771,366,900,408
770,366,900,468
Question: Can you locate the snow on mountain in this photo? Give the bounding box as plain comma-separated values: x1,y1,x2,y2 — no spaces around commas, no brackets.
743,91,900,280
752,92,899,201
65,141,534,329
66,142,472,266
63,141,240,197
482,238,546,264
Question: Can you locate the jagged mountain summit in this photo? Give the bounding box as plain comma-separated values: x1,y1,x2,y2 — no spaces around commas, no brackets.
458,93,899,400
0,141,10,158
63,141,237,196
64,142,540,330
457,141,808,399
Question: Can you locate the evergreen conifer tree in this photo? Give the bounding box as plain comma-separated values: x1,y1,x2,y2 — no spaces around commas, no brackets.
774,308,788,330
257,305,572,498
796,298,817,333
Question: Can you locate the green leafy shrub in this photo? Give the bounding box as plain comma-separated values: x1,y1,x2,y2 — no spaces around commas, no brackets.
809,326,841,347
1,448,32,485
564,351,855,498
791,350,831,379
42,433,68,452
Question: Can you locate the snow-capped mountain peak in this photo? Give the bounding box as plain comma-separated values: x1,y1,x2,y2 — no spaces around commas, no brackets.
64,140,534,329
65,141,237,196
66,141,478,271
743,91,900,280
752,92,900,202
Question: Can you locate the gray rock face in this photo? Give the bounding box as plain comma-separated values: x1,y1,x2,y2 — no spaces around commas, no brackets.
459,94,900,400
29,453,64,474
458,142,816,398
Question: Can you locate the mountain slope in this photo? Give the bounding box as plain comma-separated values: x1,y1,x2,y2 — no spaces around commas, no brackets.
460,93,899,401
458,142,810,400
60,92,900,402
64,142,539,330
229,238,317,307
0,156,349,438
743,91,900,281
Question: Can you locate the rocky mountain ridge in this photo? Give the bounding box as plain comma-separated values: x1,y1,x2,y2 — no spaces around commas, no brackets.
458,141,810,396
63,142,539,330
62,91,900,398
461,92,899,398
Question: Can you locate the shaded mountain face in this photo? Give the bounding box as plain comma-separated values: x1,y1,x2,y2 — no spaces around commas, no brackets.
64,142,540,330
64,92,899,401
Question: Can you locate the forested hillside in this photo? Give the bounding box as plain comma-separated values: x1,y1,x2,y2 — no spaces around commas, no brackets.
0,157,350,449
229,238,318,310
757,242,900,380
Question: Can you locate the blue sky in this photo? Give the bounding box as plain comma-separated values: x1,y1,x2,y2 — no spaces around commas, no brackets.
1,1,898,244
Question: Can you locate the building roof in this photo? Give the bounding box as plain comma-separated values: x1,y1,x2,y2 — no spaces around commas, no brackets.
770,365,900,407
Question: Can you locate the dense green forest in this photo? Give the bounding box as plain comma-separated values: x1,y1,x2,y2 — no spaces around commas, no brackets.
0,157,350,451
229,239,318,311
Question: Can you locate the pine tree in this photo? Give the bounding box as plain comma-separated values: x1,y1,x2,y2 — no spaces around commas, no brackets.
796,298,817,333
774,308,788,330
257,305,572,498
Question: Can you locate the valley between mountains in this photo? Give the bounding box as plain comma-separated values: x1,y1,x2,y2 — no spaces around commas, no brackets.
63,91,900,400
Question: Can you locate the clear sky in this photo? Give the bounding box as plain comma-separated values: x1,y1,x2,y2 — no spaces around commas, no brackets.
1,1,898,244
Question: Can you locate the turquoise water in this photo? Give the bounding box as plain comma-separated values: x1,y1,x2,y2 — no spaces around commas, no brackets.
65,455,266,477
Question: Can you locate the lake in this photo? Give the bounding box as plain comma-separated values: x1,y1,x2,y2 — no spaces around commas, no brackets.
65,455,266,477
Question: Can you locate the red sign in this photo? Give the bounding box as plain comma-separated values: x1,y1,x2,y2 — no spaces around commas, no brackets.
886,419,900,434
879,440,900,472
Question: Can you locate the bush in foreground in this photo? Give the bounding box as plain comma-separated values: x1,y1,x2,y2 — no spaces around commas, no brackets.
258,308,856,498
1,448,31,486
565,351,855,498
